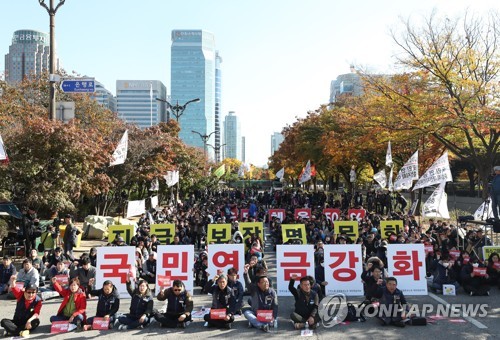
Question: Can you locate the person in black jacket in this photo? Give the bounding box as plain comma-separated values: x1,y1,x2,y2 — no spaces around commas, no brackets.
288,275,319,330
203,274,236,329
117,277,154,330
460,257,490,296
226,268,244,314
0,255,16,294
243,268,278,332
1,282,42,337
154,279,193,328
84,280,120,330
376,277,407,327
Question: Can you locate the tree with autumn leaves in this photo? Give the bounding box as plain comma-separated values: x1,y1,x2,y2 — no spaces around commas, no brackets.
270,11,499,199
0,73,210,216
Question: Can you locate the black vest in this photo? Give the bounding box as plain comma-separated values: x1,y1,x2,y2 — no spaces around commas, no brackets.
14,295,41,323
166,291,188,314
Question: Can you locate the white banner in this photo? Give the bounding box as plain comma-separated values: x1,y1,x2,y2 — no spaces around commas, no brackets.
276,245,314,296
156,245,194,294
275,167,285,180
324,244,364,296
0,134,8,161
149,178,159,191
388,166,394,192
207,244,245,289
386,141,393,167
422,181,450,219
387,244,427,295
474,198,494,220
110,130,128,166
412,151,452,190
96,246,135,298
394,150,419,191
164,170,179,187
373,169,387,189
126,199,145,218
151,196,158,209
299,160,311,184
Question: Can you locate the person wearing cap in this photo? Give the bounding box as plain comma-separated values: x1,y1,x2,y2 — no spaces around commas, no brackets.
140,252,157,284
0,255,16,295
154,279,193,328
1,281,42,337
491,166,500,221
85,280,120,330
203,274,236,329
62,214,82,259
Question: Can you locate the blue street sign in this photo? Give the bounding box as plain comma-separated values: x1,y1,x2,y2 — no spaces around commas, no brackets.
60,78,95,93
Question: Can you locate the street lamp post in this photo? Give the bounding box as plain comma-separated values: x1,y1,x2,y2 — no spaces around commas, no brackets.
207,143,226,164
155,97,200,122
39,0,66,121
192,130,216,158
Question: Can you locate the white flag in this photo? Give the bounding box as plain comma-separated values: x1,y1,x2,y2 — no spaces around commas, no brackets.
0,134,8,161
164,170,179,187
373,169,387,189
422,181,450,219
299,160,311,184
386,141,393,167
474,199,493,220
388,166,394,192
275,167,285,180
394,150,419,191
149,178,159,191
110,130,128,166
412,151,453,191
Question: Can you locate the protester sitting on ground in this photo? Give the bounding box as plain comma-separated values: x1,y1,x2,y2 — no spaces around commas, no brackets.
1,282,42,337
45,247,69,269
486,252,500,289
0,255,16,295
9,259,39,299
461,256,490,296
243,267,278,332
203,274,236,329
84,280,120,331
39,260,70,301
140,252,157,284
154,279,193,328
376,277,408,327
117,275,154,330
430,253,460,294
226,267,244,314
50,277,87,331
362,265,385,301
288,275,319,330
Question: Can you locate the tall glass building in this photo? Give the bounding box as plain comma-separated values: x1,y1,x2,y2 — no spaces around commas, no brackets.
271,132,284,155
171,30,216,160
4,29,54,84
214,51,223,162
224,111,241,161
92,81,116,112
116,80,167,129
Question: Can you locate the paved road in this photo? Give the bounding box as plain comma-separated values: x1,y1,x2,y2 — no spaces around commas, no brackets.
1,236,499,339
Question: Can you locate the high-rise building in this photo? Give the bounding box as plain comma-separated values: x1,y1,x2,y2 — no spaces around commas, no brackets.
93,81,116,112
241,136,246,163
329,66,363,103
224,111,241,160
271,132,284,155
116,80,167,129
171,29,216,159
214,51,223,162
4,29,55,84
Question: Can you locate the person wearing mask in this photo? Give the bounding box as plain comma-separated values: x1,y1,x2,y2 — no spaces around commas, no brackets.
288,275,319,330
243,269,278,332
50,277,87,331
203,274,236,329
461,256,490,296
430,253,460,294
1,282,42,337
154,279,193,328
84,280,120,330
117,277,154,330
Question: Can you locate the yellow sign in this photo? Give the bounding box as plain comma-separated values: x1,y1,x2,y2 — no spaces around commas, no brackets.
380,220,403,239
207,224,232,244
334,221,359,241
483,246,500,261
108,225,135,244
150,224,176,245
239,222,264,248
281,224,307,244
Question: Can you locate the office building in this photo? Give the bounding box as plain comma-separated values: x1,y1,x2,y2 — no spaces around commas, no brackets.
329,66,363,103
271,132,284,155
93,81,116,112
116,80,167,129
214,51,223,162
241,136,246,163
4,29,55,84
224,111,241,160
171,29,216,159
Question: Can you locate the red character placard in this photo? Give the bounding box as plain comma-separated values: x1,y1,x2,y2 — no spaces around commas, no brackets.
269,209,285,222
96,246,135,298
207,244,245,289
324,244,363,296
257,310,274,322
92,317,110,330
348,209,366,221
156,245,194,294
323,208,341,222
387,244,427,295
294,208,311,220
240,209,249,220
276,245,314,296
473,267,487,277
